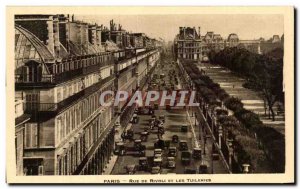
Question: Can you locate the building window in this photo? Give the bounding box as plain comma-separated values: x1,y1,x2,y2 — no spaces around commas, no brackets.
25,123,38,148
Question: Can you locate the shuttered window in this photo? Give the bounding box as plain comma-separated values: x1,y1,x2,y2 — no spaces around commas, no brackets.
25,123,38,148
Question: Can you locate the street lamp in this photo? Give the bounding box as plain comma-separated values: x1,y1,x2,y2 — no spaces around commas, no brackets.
203,133,206,155
218,125,223,149
211,144,214,174
227,138,234,171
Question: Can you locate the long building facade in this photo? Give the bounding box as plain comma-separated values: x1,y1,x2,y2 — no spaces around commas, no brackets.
174,26,284,61
14,14,162,175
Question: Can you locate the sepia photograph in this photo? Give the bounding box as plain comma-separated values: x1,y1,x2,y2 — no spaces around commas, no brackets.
6,6,294,184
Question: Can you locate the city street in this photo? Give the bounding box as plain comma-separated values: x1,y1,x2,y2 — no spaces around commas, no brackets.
110,55,228,175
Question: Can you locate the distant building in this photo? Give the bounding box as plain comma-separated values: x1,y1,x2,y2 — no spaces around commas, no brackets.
130,33,146,49
174,27,284,61
227,33,239,47
175,27,202,60
202,32,225,57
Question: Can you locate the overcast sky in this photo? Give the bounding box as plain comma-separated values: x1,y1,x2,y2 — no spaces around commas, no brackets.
76,14,283,42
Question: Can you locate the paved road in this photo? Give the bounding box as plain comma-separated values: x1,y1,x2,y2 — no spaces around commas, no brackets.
110,57,228,175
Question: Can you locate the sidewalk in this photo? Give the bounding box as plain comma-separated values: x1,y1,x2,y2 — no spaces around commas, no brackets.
187,108,229,174
103,154,118,175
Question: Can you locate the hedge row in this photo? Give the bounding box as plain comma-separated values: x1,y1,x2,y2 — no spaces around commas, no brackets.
181,61,285,173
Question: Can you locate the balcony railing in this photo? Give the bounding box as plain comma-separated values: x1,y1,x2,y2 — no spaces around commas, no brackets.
15,74,55,83
15,60,114,85
24,75,115,114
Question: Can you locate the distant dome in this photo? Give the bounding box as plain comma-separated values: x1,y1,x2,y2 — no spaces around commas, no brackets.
227,33,239,41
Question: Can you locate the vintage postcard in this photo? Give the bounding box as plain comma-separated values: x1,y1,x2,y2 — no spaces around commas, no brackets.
6,6,294,184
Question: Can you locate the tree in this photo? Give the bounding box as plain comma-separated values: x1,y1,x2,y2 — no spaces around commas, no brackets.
251,57,283,121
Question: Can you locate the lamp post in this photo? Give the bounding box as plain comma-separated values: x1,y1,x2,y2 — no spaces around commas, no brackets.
211,144,214,174
211,113,215,136
218,125,223,149
227,138,234,172
203,133,206,155
205,104,208,118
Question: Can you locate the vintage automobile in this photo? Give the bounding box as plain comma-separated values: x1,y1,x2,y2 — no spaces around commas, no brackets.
154,139,165,149
154,148,162,155
172,135,179,143
139,149,146,157
199,164,208,174
125,165,136,174
132,114,139,124
148,107,155,115
192,148,202,160
121,128,134,141
159,115,165,122
137,107,149,115
167,157,176,169
139,157,148,171
154,153,162,161
184,167,197,174
134,108,139,114
151,166,161,174
181,151,191,165
212,145,219,160
179,140,188,151
140,131,149,142
168,147,177,157
181,125,188,132
134,139,142,150
212,153,219,160
114,142,125,156
158,126,165,135
153,158,162,167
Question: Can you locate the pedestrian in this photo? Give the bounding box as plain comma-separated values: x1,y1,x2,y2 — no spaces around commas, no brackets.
121,132,126,142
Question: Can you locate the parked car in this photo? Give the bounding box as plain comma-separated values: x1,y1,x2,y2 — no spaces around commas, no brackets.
184,167,197,174
181,125,188,132
132,114,139,124
139,157,148,171
167,157,176,169
192,148,202,160
154,139,165,149
168,147,177,157
159,115,165,122
199,164,208,174
154,153,162,161
125,165,136,174
134,139,142,151
212,145,219,160
151,166,161,174
181,151,191,165
140,131,148,142
172,135,179,143
154,148,162,155
153,158,162,167
114,142,125,156
179,140,188,151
